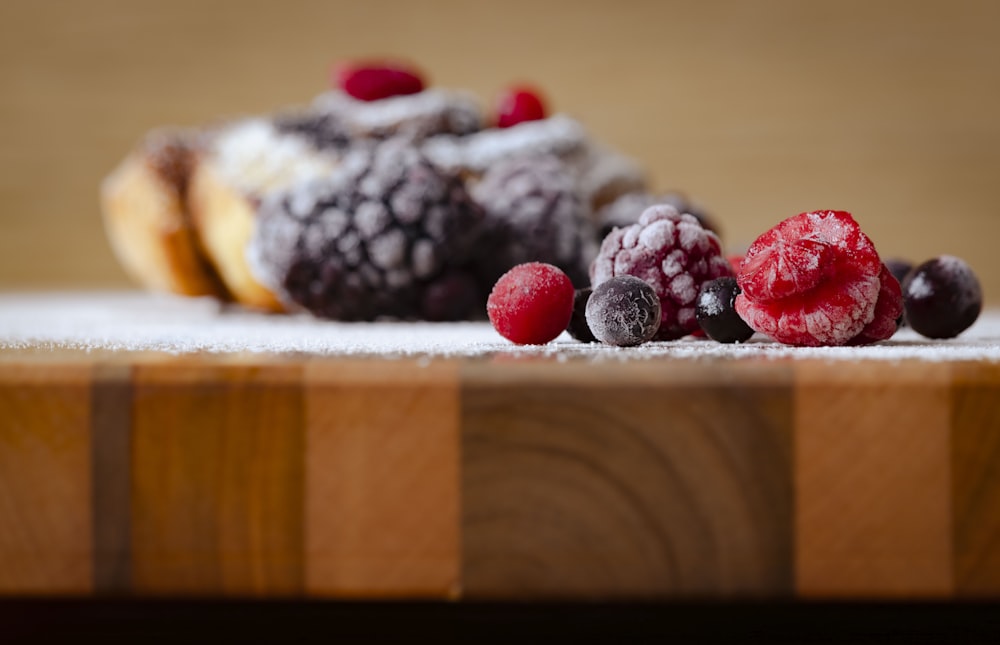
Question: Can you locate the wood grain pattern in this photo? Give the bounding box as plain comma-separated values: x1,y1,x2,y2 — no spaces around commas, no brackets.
795,362,953,598
130,363,304,595
90,363,133,593
305,361,461,598
952,362,1000,596
461,361,794,599
0,365,93,594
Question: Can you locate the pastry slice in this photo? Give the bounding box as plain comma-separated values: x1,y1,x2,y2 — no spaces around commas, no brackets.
100,129,229,299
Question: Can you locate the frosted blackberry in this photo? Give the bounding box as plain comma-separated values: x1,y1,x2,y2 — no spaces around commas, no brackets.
249,138,486,321
274,111,353,152
585,275,661,347
566,287,597,343
596,191,720,241
902,255,982,339
696,277,754,344
470,154,594,288
590,205,733,340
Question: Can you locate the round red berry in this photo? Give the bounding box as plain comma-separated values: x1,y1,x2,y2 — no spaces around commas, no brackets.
334,60,425,101
495,86,547,128
487,262,575,345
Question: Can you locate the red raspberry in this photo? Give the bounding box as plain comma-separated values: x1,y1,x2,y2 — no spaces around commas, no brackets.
590,205,734,340
334,61,425,101
495,86,547,128
734,210,883,346
487,262,574,345
847,264,903,345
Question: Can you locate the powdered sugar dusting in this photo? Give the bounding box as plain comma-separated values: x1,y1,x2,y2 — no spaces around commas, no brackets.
0,292,996,362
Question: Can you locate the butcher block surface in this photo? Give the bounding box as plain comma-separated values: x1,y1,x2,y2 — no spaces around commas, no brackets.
1,292,999,600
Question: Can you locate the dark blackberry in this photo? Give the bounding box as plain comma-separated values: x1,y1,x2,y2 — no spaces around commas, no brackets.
566,287,597,343
696,277,754,343
586,275,661,347
596,191,720,241
248,138,486,321
274,112,354,152
470,154,595,288
902,255,982,339
884,258,914,285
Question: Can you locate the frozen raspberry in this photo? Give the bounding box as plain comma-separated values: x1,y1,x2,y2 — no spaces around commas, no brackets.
470,154,594,288
595,191,720,241
566,288,598,343
590,205,733,340
487,262,575,345
495,86,547,128
696,277,754,344
586,275,661,347
248,138,485,321
335,61,425,101
902,255,982,339
734,210,883,347
846,264,903,345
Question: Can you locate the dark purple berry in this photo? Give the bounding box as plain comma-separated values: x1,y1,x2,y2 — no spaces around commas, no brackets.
884,258,914,286
566,288,597,343
902,255,982,339
696,277,754,343
585,276,661,347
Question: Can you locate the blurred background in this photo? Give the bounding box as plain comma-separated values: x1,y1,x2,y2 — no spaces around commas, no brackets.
1,0,998,302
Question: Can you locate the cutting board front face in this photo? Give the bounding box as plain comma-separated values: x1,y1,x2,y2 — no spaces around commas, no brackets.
1,355,999,600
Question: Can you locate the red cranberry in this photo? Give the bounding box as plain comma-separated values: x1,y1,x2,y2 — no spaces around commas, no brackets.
495,86,547,128
334,61,425,101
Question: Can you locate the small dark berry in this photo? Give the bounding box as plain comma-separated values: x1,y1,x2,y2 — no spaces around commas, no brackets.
902,255,982,339
586,276,661,347
884,258,914,285
696,277,754,343
566,288,597,343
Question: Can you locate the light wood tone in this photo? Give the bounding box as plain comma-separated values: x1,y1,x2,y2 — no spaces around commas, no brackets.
952,362,1000,596
1,0,999,303
795,362,953,597
461,361,794,598
0,365,93,593
130,363,304,595
305,361,461,598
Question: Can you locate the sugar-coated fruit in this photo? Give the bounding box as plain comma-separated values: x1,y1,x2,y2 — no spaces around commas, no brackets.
590,204,733,340
696,277,754,344
487,262,575,345
566,288,598,343
735,210,883,347
846,263,904,345
586,275,662,347
884,258,914,285
335,61,425,101
902,255,982,339
495,86,547,128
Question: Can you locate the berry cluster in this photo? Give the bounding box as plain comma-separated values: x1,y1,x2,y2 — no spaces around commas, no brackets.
486,205,982,347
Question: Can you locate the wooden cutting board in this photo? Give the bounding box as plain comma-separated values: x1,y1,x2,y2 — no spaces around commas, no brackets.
1,294,998,600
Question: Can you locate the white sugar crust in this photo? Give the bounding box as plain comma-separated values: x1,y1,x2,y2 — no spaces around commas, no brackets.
1,292,999,362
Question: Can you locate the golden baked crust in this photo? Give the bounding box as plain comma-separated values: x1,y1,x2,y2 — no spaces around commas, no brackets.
100,131,230,299
187,160,285,312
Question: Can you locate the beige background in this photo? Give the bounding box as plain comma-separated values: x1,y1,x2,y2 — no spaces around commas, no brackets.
1,0,998,302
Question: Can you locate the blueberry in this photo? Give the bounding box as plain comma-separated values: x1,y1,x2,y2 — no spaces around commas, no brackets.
696,277,754,343
884,258,914,285
566,288,598,343
585,276,661,347
902,255,982,339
